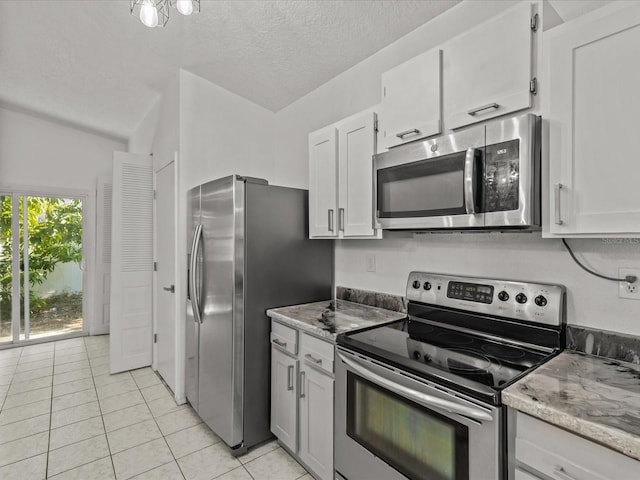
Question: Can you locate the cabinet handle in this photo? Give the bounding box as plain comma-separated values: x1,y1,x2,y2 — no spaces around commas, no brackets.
395,128,420,139
338,208,345,232
553,466,580,480
328,209,334,232
299,371,306,398
467,103,500,116
287,365,294,391
272,338,287,349
554,183,564,225
305,353,323,366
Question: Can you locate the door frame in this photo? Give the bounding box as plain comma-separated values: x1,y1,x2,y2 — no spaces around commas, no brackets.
0,184,94,347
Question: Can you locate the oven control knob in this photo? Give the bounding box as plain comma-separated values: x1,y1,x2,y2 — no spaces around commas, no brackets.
497,291,509,302
412,350,421,360
534,295,548,307
412,280,421,289
423,281,432,291
515,293,528,304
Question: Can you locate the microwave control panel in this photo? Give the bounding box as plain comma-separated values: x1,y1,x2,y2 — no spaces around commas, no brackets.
484,139,520,213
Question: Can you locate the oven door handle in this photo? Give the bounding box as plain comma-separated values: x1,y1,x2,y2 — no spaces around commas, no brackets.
338,353,493,423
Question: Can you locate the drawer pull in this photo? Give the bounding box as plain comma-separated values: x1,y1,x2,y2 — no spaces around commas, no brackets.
305,353,323,366
395,128,420,139
553,466,579,480
467,102,500,116
272,338,287,348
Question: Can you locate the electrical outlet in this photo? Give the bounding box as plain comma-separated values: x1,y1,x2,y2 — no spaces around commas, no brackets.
366,254,376,272
619,268,640,300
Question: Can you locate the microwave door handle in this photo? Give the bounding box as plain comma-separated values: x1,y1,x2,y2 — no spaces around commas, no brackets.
338,352,493,422
464,148,478,214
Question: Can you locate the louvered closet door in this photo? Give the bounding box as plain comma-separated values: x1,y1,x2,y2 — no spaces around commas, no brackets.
110,152,154,374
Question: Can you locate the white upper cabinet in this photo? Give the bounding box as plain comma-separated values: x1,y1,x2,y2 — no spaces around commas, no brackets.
378,48,442,150
308,127,338,237
545,3,640,236
309,110,380,239
338,113,377,237
444,1,536,130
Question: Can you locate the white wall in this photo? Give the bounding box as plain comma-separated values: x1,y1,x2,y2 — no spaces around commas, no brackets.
179,70,276,189
273,1,640,336
128,98,161,156
0,106,123,189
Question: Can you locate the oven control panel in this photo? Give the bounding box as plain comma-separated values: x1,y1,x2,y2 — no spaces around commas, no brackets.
406,271,565,327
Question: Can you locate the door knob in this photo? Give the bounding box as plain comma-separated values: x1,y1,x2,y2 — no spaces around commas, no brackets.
163,285,175,293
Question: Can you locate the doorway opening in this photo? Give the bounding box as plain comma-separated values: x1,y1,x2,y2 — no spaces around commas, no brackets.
1,193,86,345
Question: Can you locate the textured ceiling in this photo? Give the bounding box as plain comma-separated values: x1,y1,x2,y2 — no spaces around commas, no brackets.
0,0,460,141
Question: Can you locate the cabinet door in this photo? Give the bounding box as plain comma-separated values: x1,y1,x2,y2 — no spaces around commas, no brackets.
309,127,338,238
270,347,297,453
379,48,441,149
444,2,534,129
299,365,333,480
338,112,377,237
546,4,640,236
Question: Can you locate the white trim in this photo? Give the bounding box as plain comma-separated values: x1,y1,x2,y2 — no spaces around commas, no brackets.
0,184,93,199
23,195,30,340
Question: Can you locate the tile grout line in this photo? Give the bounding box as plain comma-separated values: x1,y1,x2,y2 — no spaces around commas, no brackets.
83,335,118,480
134,371,187,480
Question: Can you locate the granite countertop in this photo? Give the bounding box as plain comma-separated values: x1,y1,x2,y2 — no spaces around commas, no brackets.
266,299,405,341
503,350,640,461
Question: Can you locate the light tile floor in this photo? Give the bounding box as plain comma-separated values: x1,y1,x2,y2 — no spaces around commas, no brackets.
0,336,311,480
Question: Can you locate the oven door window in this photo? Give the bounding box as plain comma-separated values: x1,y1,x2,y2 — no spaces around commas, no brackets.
347,372,469,480
377,151,476,219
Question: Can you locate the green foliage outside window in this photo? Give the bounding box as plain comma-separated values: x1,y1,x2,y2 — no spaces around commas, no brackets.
0,196,83,321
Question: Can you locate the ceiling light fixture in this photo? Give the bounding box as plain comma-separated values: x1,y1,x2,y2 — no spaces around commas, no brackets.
130,0,200,28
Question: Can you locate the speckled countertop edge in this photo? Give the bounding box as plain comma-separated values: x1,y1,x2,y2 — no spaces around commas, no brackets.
503,351,640,461
266,299,405,342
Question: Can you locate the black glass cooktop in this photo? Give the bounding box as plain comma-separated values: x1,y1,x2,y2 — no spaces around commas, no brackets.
337,317,557,404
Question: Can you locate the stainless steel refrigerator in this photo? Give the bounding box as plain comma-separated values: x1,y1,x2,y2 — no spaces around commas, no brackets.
186,175,332,455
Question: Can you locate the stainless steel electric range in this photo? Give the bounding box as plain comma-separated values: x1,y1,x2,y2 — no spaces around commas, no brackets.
335,272,566,480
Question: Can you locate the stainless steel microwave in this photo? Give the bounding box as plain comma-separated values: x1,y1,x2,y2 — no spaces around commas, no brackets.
374,113,541,230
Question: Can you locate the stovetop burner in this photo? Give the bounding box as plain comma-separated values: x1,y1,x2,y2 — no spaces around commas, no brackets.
481,342,527,359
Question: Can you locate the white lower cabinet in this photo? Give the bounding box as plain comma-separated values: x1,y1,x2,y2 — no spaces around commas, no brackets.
270,346,297,453
513,412,639,480
270,321,334,480
299,362,333,480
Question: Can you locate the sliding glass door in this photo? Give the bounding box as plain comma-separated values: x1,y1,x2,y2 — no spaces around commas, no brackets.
0,192,85,345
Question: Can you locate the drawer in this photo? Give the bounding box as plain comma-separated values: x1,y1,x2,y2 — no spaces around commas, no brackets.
271,321,297,356
515,412,640,480
300,332,334,375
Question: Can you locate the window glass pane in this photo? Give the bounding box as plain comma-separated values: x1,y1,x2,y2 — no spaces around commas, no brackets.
0,195,12,343
347,373,468,480
27,196,83,339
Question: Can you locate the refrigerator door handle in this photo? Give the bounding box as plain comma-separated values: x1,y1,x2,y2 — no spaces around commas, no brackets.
189,224,203,324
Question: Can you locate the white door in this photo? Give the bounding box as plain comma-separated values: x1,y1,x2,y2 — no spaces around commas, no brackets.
110,152,154,374
308,127,338,238
338,112,377,237
154,160,176,392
